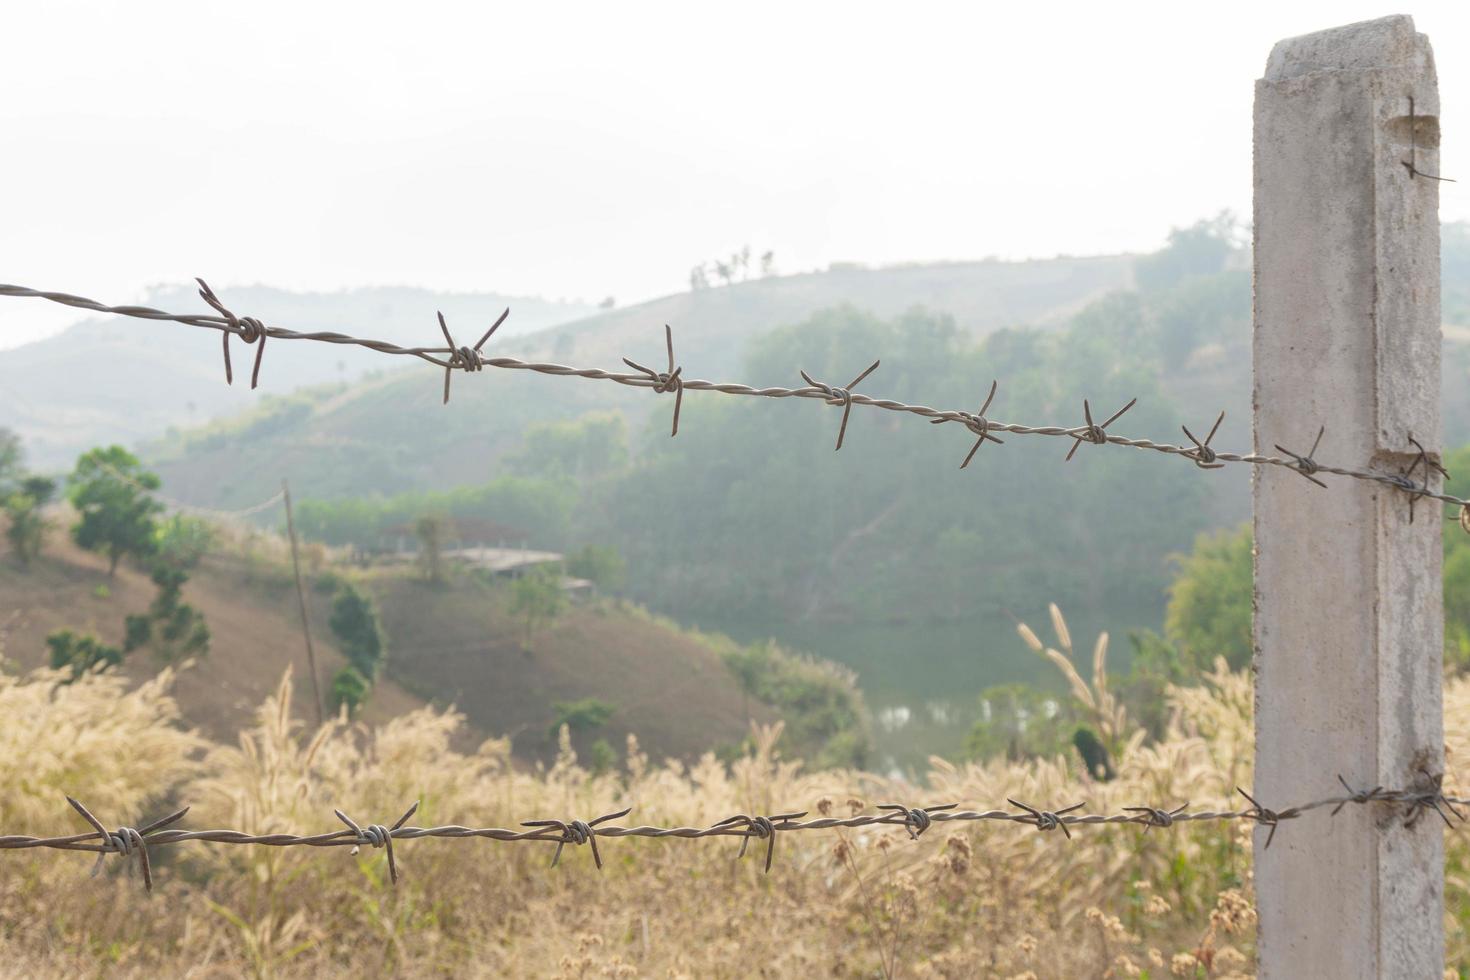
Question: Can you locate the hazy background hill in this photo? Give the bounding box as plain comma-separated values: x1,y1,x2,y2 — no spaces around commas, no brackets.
0,255,1134,498
114,253,1138,506
0,283,597,470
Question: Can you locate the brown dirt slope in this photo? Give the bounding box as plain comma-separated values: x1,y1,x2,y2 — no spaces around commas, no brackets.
367,569,773,764
0,535,431,743
0,533,767,762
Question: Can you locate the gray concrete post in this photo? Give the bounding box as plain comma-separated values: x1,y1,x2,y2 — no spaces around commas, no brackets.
1253,15,1444,977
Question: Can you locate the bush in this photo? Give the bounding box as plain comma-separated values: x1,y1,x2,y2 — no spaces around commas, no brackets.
721,639,872,769
125,564,210,661
1165,523,1253,672
313,569,345,594
547,698,615,740
511,565,566,648
46,629,124,680
329,583,385,678
154,515,214,571
564,544,626,592
330,665,372,715
587,738,618,775
3,477,55,565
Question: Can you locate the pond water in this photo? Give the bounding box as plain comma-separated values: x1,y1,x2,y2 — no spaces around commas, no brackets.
690,600,1164,776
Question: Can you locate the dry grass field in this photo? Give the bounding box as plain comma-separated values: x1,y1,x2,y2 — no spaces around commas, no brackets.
2,646,1467,978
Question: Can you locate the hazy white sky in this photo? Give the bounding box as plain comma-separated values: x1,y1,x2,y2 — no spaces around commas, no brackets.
1,1,1466,348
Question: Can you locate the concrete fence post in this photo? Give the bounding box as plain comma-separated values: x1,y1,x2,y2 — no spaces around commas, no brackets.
1253,15,1444,977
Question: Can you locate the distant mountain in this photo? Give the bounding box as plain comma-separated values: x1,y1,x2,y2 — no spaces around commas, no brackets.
0,283,596,470
518,254,1137,377
130,255,1137,508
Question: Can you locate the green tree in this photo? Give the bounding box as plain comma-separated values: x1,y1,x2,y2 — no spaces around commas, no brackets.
564,544,625,592
46,629,124,681
506,412,628,482
1133,212,1240,292
1116,628,1193,739
330,665,372,715
4,476,56,565
718,639,872,769
1164,523,1253,672
587,738,618,775
1163,475,1470,677
125,565,210,662
329,583,386,679
67,446,164,576
154,515,214,572
510,565,566,649
548,698,615,739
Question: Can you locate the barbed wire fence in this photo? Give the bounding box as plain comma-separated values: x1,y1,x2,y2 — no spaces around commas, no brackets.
2,279,1468,529
1,278,1468,893
0,778,1465,892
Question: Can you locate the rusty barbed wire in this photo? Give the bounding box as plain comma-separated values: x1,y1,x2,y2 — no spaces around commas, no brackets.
3,280,1469,528
2,780,1467,891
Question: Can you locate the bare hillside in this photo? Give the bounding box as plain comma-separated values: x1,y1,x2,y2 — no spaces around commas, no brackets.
0,531,767,762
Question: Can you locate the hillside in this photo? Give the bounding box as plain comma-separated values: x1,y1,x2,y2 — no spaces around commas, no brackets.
116,254,1136,507
0,283,595,471
0,527,770,764
364,572,775,763
136,223,1469,770
0,533,429,743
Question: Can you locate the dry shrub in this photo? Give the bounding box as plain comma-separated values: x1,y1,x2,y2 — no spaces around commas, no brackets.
0,656,1466,977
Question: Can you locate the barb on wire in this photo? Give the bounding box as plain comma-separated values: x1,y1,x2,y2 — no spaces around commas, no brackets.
1236,787,1293,850
197,278,267,389
878,802,957,840
1404,770,1465,829
522,807,631,870
800,360,880,451
1394,434,1451,523
1402,96,1455,183
1274,425,1328,488
714,810,807,873
66,796,190,892
436,307,507,404
335,802,419,884
6,282,1470,531
1123,802,1189,831
1330,775,1388,816
1007,799,1087,839
1065,398,1136,462
931,380,1003,468
623,325,685,437
1181,412,1225,470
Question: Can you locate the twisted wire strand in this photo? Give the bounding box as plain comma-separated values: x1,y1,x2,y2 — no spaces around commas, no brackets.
3,281,1467,517
3,783,1465,890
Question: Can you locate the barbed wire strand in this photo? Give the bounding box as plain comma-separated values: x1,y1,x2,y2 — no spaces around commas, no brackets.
2,779,1464,891
2,280,1466,528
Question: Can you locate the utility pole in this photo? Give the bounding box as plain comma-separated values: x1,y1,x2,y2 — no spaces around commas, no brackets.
282,478,325,726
